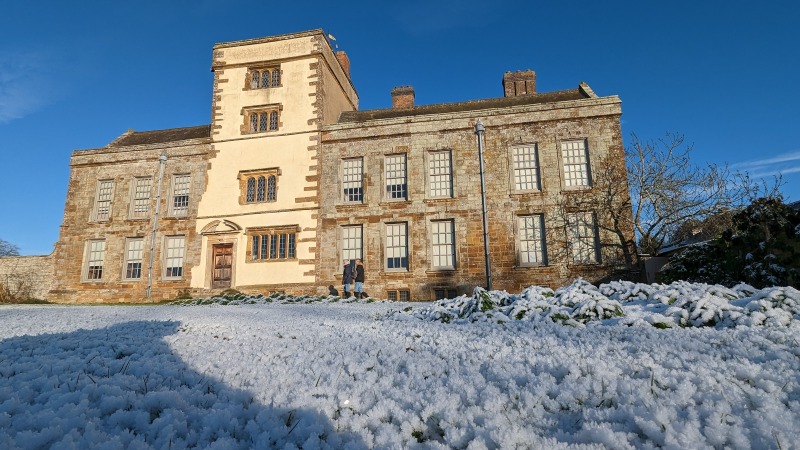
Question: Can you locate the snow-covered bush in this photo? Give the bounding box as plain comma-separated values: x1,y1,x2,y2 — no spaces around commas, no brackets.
393,279,799,330
599,280,663,302
394,280,624,326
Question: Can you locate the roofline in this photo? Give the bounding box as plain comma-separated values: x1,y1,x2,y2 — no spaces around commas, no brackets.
213,29,325,50
72,136,212,156
73,124,212,154
325,94,621,131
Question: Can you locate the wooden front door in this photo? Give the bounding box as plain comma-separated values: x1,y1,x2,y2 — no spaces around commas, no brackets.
212,244,233,289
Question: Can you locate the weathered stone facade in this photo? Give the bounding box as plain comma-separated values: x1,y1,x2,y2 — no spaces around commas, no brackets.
0,255,53,301
318,84,634,300
41,28,634,302
49,128,212,303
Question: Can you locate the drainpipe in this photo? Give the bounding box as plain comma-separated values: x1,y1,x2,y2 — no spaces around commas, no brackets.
146,151,168,300
474,119,492,290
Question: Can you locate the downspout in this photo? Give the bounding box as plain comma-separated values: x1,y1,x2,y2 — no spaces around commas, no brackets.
146,151,168,300
474,119,492,290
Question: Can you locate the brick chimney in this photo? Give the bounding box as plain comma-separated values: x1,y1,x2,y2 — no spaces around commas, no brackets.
336,51,350,77
503,70,537,97
391,86,415,109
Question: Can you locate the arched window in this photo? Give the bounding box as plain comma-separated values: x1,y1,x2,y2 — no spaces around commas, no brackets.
257,176,266,202
271,69,280,86
250,71,259,89
261,71,270,88
267,175,276,202
269,111,278,130
249,114,258,133
259,112,268,132
246,177,255,203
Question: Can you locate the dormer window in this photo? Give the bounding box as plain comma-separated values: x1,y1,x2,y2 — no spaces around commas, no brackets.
248,67,281,90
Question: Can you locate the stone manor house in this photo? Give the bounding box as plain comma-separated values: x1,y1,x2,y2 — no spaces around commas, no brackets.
24,29,634,302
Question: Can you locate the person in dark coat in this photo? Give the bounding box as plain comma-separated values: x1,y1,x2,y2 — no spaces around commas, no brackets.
342,259,355,298
354,258,366,299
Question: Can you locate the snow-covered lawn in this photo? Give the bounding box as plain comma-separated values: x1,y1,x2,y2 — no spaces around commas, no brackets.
1,283,799,449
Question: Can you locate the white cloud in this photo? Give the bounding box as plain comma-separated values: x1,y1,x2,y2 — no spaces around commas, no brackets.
0,51,59,123
730,149,800,178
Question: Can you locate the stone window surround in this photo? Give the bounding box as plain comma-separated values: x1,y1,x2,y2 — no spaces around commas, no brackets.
384,221,409,272
91,179,115,223
335,223,364,275
341,224,363,264
566,211,600,265
244,65,282,91
128,177,153,220
508,143,542,193
559,138,593,190
340,157,365,204
430,218,456,270
383,152,409,202
163,235,187,280
515,213,547,267
386,289,411,302
241,104,283,135
82,239,107,282
237,167,281,205
169,174,192,218
425,149,454,199
245,225,300,263
123,237,145,281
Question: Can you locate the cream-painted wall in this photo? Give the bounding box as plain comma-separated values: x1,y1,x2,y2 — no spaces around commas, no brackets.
214,59,317,140
195,30,356,290
214,34,318,67
191,209,316,289
198,134,318,217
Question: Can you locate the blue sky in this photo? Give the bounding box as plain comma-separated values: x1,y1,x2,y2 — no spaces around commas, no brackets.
1,1,798,255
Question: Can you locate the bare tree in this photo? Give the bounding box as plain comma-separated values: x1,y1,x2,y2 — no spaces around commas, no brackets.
553,153,638,271
0,238,20,257
626,132,738,255
734,172,785,204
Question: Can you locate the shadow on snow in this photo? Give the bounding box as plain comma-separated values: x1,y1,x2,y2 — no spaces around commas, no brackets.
0,320,366,449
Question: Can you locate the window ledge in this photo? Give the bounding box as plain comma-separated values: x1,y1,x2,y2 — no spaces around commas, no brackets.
379,200,411,206
336,203,366,210
382,269,410,275
513,264,549,270
425,269,456,275
423,197,456,203
568,262,601,268
510,190,543,196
